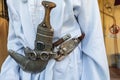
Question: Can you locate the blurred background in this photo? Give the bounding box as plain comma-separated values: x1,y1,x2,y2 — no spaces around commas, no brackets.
98,0,120,79
0,0,120,80
0,0,8,70
99,0,120,67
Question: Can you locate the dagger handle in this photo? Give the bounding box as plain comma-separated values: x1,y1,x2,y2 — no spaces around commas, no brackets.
41,1,56,28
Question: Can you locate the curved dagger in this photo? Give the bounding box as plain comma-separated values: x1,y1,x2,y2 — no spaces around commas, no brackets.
9,50,49,73
9,1,56,73
8,1,85,73
9,33,85,72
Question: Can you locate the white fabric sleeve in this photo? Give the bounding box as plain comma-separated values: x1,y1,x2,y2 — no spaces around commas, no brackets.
74,0,110,80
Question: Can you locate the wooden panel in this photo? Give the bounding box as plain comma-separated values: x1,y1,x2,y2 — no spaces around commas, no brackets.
0,17,8,69
0,0,8,19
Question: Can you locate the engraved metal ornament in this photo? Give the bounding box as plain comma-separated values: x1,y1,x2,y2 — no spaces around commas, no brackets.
55,33,85,61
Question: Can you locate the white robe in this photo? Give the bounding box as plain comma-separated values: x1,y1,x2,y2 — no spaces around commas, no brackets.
0,0,110,80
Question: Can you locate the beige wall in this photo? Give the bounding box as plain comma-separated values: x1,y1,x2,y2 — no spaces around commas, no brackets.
98,0,120,66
